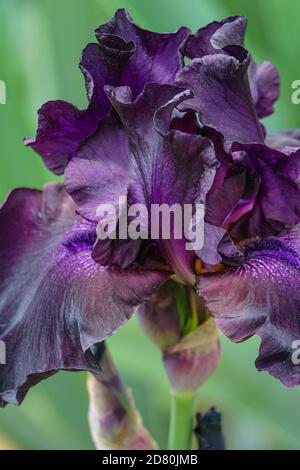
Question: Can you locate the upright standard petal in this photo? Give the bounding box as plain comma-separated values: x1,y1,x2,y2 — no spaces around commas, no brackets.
0,184,167,405
106,83,220,280
185,15,279,120
176,50,264,147
105,83,189,206
186,16,247,59
197,225,300,386
96,9,190,99
27,11,190,175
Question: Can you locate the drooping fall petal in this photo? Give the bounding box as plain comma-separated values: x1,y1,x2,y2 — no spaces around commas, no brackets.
197,225,300,386
0,184,168,406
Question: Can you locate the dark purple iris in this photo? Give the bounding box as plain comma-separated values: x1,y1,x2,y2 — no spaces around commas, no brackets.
1,9,300,408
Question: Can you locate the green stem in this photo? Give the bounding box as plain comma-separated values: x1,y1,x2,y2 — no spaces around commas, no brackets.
168,390,196,450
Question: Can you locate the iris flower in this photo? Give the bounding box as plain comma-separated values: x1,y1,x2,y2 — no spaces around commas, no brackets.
1,10,300,449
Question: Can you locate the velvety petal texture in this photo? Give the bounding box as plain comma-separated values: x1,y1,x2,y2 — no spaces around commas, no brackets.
7,10,300,398
96,9,190,99
176,49,264,147
0,184,167,405
230,143,300,238
64,113,130,221
184,15,280,122
82,83,221,281
185,16,247,58
197,225,300,386
205,167,259,229
25,100,100,175
105,83,187,207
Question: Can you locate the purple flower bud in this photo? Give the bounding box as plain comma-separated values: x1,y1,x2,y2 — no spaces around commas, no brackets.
87,344,158,450
163,319,221,391
137,280,220,391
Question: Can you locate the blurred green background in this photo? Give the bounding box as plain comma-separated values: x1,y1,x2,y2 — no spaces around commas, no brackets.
0,0,300,450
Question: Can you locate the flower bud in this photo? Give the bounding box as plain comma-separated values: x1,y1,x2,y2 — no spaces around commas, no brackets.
137,280,220,391
87,343,158,450
137,280,182,349
163,318,220,391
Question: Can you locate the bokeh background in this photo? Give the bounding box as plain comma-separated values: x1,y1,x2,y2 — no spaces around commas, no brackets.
1,0,300,450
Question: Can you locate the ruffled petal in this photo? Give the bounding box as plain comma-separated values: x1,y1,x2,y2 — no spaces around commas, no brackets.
186,16,247,58
26,10,189,175
197,226,300,386
26,37,135,174
106,83,220,280
106,84,191,206
0,184,167,405
96,9,190,99
185,16,279,120
25,100,97,175
66,83,212,276
176,50,264,147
